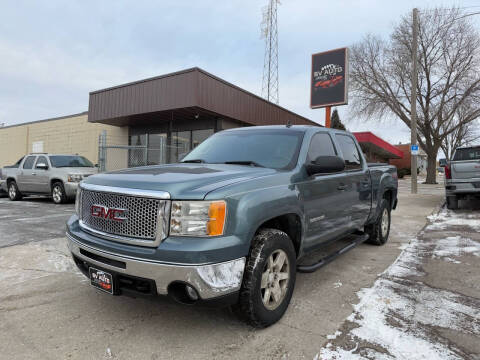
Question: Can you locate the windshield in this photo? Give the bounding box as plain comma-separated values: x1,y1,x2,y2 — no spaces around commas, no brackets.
182,129,304,169
453,147,480,161
49,155,94,168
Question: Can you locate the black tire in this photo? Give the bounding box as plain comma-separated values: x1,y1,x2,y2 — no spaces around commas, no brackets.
51,182,67,204
446,195,458,210
235,228,296,328
365,199,391,246
7,181,22,201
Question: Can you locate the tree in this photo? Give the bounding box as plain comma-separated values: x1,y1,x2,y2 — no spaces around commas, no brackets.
441,104,480,159
349,7,480,183
331,109,347,130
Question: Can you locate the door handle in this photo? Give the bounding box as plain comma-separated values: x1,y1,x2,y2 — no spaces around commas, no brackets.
337,184,348,191
32,172,37,176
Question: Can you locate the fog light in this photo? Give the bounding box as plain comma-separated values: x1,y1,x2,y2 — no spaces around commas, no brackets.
186,285,199,301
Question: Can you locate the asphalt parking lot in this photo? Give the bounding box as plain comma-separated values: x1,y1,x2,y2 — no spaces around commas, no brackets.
1,180,477,359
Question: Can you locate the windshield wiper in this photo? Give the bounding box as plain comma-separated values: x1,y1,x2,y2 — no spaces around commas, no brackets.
224,161,265,167
181,159,205,163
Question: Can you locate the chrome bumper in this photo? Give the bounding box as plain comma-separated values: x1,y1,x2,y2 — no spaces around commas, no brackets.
66,232,245,299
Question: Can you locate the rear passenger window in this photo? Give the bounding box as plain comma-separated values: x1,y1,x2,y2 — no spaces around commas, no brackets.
307,133,336,162
335,134,362,170
23,156,36,169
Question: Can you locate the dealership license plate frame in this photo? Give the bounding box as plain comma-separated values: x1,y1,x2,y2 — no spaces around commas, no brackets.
89,267,114,294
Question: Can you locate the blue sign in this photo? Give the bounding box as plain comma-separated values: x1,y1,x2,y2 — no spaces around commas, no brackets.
411,145,419,155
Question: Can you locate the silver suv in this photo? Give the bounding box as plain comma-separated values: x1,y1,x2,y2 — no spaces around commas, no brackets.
0,153,97,204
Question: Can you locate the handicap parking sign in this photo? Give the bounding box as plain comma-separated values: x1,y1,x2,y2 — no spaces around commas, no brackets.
411,144,419,155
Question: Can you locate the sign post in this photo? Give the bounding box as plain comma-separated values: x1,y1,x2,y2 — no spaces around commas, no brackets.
310,47,349,127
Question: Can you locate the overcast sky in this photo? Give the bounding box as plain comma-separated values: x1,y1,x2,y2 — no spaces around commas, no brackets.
1,0,480,144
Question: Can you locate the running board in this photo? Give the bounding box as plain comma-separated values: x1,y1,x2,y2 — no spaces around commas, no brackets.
297,233,370,273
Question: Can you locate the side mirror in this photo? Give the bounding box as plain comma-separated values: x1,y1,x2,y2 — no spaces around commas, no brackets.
94,164,99,168
439,158,447,167
36,163,48,170
306,155,345,176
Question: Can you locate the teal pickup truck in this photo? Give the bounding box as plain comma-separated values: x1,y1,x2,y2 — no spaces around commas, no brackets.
66,125,398,327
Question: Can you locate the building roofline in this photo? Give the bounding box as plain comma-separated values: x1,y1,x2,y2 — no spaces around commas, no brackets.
0,111,88,130
90,67,319,126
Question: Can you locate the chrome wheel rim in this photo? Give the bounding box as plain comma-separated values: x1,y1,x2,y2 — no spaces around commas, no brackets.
52,186,62,203
261,249,290,310
8,184,15,199
381,208,389,236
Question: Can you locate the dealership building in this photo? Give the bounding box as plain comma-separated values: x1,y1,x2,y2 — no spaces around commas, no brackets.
0,68,318,170
0,67,403,170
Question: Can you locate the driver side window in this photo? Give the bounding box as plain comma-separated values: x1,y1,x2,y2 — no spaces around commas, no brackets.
307,133,337,163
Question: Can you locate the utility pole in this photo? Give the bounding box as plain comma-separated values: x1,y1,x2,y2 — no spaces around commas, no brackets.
411,8,419,194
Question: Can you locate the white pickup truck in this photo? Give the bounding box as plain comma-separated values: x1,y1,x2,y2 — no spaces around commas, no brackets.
442,146,480,209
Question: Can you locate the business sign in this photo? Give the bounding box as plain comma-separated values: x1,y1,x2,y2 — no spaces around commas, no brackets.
411,144,419,155
310,47,348,108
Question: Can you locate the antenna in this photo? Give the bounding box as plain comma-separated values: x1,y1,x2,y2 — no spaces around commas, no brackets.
261,0,280,104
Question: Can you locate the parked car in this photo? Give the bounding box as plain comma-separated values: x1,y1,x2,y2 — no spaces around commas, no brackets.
66,126,398,327
1,154,97,204
441,145,480,209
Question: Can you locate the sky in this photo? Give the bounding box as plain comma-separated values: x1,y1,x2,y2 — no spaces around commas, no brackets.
1,0,480,145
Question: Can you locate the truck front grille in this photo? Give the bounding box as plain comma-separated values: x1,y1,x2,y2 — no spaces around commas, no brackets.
79,188,170,246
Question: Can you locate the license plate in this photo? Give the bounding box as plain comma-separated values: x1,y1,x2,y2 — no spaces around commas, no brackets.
89,267,114,294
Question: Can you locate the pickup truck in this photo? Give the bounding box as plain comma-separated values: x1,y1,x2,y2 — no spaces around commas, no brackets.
1,154,97,204
66,125,398,327
442,146,480,209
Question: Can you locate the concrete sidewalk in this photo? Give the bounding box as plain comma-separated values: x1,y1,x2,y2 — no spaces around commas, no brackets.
0,179,445,359
319,198,480,359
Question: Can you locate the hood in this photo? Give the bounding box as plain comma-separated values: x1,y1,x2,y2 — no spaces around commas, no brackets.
83,163,276,199
56,167,98,176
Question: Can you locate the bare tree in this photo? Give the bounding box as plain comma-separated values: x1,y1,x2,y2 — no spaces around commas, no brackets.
350,7,480,183
441,107,480,160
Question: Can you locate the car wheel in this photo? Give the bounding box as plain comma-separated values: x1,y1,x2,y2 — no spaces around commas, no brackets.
446,195,458,210
235,228,296,328
365,199,391,246
8,181,22,201
52,182,67,204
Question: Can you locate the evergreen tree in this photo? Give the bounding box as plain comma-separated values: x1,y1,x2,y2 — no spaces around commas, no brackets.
331,109,346,130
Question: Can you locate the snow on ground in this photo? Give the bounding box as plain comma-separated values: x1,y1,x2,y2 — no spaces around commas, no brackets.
318,208,480,359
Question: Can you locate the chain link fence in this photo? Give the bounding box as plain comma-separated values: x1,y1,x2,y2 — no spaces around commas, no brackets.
97,131,188,172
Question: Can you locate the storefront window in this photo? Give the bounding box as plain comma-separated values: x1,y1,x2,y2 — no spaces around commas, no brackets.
171,131,191,162
192,129,214,148
128,134,147,167
147,133,167,165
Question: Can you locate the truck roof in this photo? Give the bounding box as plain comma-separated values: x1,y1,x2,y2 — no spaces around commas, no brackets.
223,124,349,135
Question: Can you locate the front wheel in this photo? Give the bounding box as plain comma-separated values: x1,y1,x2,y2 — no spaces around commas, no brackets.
235,228,296,328
51,182,67,204
365,199,391,246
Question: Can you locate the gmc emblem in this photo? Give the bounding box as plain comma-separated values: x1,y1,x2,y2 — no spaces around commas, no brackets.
91,205,127,222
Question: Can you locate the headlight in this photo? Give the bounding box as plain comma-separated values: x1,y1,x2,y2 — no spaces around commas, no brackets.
170,201,226,237
75,188,81,215
68,174,83,182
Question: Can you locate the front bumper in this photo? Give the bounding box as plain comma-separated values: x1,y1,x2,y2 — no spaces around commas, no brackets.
64,182,79,198
66,232,245,300
0,179,6,193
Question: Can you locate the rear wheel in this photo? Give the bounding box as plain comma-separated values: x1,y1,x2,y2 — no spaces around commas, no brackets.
365,199,391,246
8,181,22,201
235,228,296,328
446,195,458,210
52,182,67,204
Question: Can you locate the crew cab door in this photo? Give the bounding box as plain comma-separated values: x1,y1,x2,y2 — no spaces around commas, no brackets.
298,132,348,250
451,147,480,180
334,134,371,229
17,156,37,192
32,156,51,193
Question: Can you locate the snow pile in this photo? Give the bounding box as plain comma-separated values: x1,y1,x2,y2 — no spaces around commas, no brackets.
319,208,480,359
426,211,480,231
